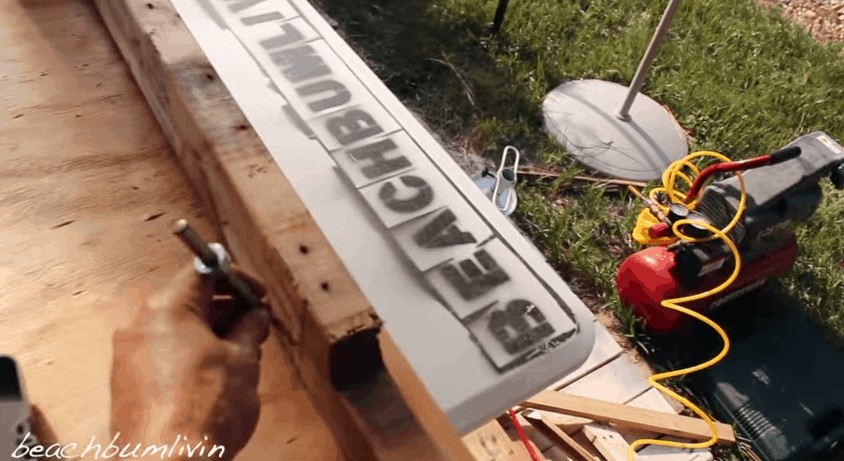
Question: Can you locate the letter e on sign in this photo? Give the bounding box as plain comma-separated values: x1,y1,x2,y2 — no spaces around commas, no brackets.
426,238,514,319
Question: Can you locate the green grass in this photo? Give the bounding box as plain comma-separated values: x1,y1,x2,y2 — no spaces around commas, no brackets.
316,0,844,459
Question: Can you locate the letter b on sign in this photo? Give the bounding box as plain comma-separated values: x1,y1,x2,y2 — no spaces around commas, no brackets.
488,300,555,354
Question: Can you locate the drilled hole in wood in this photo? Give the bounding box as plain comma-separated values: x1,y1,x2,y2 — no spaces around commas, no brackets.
146,2,154,9
205,73,214,81
299,245,309,254
237,124,248,131
320,282,330,292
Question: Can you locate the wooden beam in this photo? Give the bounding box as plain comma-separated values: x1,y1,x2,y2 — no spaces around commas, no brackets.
523,392,735,445
91,1,473,460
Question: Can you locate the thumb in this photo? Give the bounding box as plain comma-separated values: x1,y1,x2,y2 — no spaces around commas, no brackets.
226,308,271,351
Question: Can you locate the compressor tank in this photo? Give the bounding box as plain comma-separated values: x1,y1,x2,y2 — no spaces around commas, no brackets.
617,238,798,333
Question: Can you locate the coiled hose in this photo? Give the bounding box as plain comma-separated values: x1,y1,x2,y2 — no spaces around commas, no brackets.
627,151,747,460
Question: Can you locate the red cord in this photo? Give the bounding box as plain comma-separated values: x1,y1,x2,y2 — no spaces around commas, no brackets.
508,409,544,461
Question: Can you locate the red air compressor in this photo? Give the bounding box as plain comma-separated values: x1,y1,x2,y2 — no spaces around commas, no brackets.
617,132,844,333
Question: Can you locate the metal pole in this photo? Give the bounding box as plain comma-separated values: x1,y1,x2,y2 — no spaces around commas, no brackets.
617,0,682,120
492,0,509,34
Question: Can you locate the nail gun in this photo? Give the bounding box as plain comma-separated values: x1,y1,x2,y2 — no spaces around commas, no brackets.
617,131,844,333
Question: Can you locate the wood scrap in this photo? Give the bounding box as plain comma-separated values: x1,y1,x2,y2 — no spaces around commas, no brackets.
512,412,556,457
463,418,536,461
583,424,638,461
620,388,683,446
571,431,608,461
523,391,736,445
539,355,651,433
523,413,600,461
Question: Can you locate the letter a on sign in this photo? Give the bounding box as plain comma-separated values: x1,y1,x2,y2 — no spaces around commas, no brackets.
390,202,492,271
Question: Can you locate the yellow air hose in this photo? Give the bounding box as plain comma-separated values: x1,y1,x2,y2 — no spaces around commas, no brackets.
627,151,748,460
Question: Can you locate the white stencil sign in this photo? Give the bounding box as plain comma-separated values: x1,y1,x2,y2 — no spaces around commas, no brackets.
171,0,595,432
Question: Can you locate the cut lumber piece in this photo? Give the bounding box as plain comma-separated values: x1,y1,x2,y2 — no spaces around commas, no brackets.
464,418,536,461
539,355,651,432
524,414,601,461
91,1,473,460
571,431,608,461
616,387,717,461
512,412,556,454
583,424,638,461
523,391,736,445
620,388,683,446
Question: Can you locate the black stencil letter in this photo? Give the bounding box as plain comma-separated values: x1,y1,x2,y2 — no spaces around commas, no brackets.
349,138,411,179
413,209,476,248
488,300,555,355
269,44,330,82
440,249,509,300
297,80,351,113
378,175,433,213
259,22,303,49
326,110,384,146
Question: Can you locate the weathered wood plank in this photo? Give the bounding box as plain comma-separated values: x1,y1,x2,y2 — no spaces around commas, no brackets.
91,1,473,460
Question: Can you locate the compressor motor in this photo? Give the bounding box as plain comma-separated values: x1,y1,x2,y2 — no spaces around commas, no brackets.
617,131,844,333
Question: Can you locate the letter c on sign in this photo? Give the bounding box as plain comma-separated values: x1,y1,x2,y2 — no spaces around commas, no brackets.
379,175,433,213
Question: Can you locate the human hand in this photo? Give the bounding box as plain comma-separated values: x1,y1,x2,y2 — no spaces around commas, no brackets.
110,264,271,461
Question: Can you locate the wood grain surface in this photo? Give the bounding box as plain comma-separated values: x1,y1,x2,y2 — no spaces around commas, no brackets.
0,1,338,459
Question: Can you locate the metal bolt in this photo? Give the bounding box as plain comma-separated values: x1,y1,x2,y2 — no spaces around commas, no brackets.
171,219,219,269
171,219,263,310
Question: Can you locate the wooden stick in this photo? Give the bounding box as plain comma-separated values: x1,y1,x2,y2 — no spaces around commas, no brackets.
523,391,735,445
516,167,648,188
92,1,473,459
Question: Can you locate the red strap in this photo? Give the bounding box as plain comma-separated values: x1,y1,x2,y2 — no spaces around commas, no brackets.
508,409,544,461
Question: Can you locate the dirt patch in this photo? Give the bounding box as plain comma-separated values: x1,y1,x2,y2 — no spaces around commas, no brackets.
759,0,844,45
